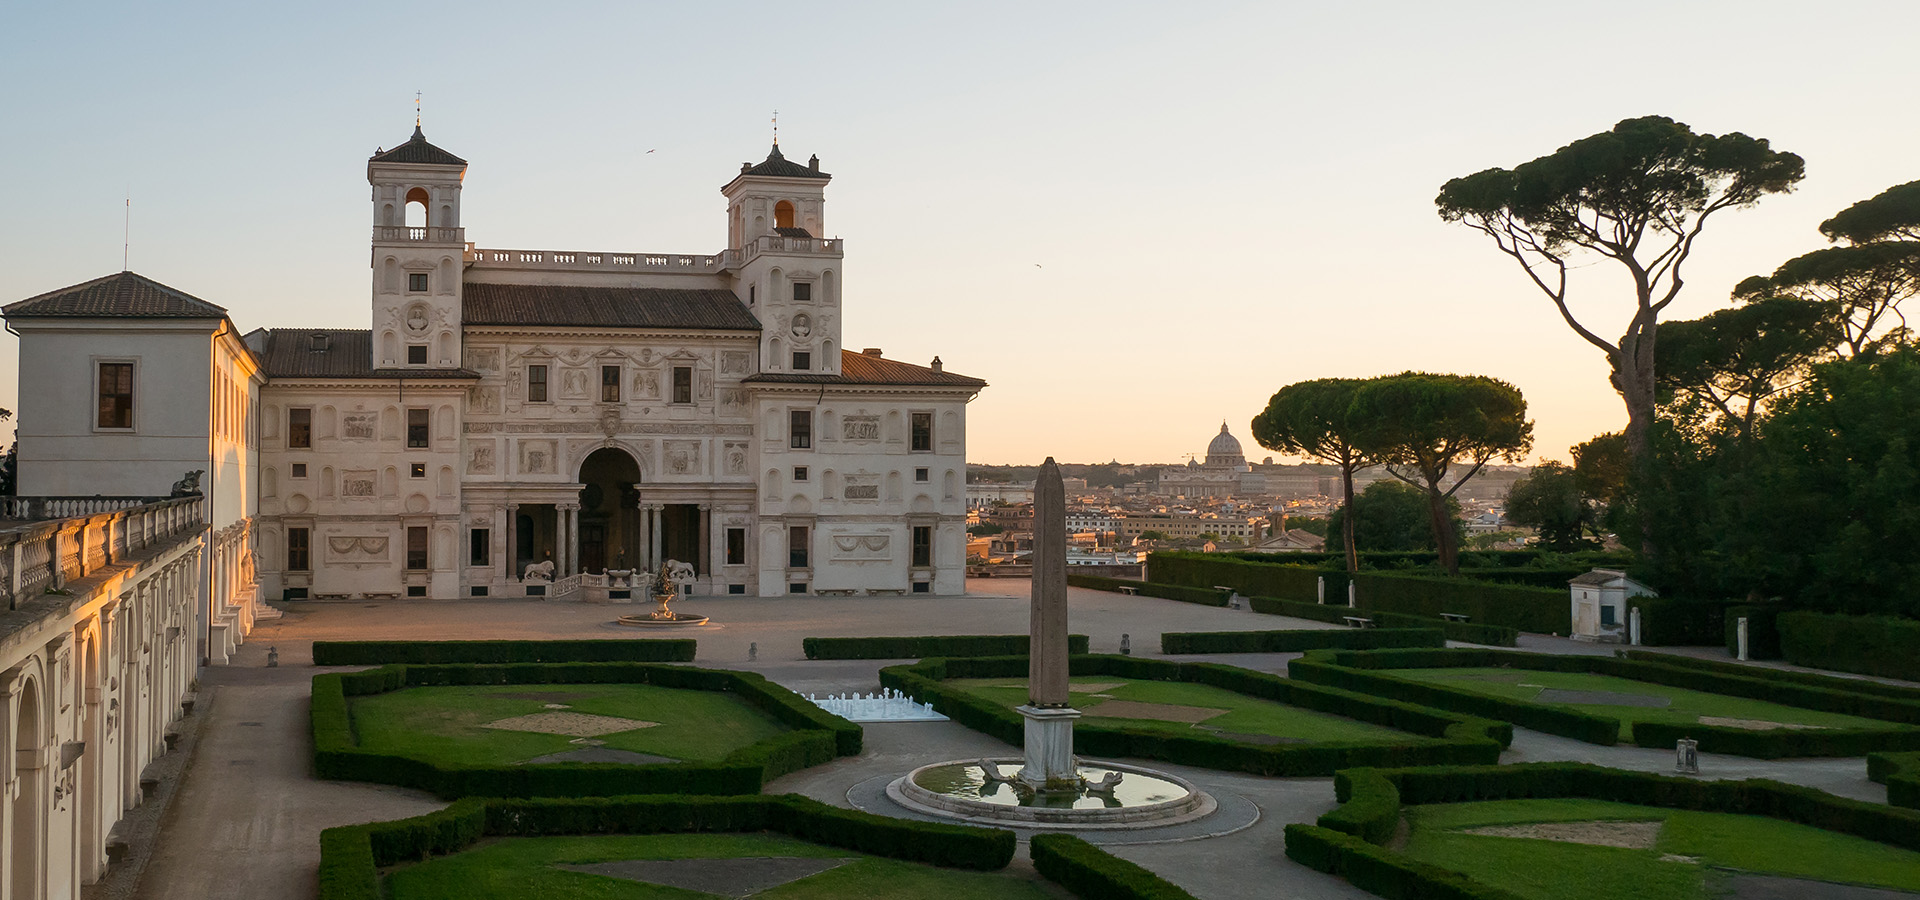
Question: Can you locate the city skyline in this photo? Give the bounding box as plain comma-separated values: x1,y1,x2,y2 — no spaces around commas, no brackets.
4,2,1919,465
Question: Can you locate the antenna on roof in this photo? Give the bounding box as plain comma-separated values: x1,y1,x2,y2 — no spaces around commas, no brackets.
771,109,779,146
415,90,422,127
123,189,131,272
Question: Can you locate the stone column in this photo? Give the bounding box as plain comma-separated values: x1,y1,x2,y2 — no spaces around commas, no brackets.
708,504,725,588
1018,458,1079,791
698,503,713,588
555,504,573,577
649,504,665,570
504,503,518,580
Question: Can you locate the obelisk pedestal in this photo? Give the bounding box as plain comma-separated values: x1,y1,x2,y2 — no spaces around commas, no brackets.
1018,457,1081,792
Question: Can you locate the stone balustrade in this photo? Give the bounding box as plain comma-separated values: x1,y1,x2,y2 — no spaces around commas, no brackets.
372,225,467,243
463,234,843,274
0,496,205,612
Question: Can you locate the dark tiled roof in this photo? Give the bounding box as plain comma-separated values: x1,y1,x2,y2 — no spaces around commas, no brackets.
745,350,986,388
736,144,830,180
774,226,815,238
5,271,227,319
463,283,760,330
256,328,474,380
370,125,467,167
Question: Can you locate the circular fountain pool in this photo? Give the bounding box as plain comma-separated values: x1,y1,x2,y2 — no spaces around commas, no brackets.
886,759,1214,828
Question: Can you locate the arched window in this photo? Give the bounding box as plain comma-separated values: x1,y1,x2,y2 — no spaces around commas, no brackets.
774,201,795,230
405,187,430,228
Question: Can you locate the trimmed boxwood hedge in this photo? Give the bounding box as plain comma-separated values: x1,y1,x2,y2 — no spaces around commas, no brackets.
1723,605,1785,659
1244,594,1521,647
1779,611,1920,682
1030,833,1201,900
1289,648,1920,758
1869,751,1920,809
1160,628,1446,654
879,654,1507,777
802,634,1090,660
312,662,860,799
311,639,697,666
1621,650,1920,704
1287,761,1920,900
1067,573,1229,606
1625,597,1736,647
319,794,1018,900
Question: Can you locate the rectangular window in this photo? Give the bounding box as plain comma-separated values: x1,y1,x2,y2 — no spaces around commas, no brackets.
287,527,311,572
407,408,430,448
910,412,934,452
915,467,929,483
792,466,809,482
791,351,811,371
407,345,428,365
528,365,548,402
1601,604,1618,627
912,525,933,567
601,365,621,402
789,526,809,568
291,463,308,478
672,366,693,404
288,407,312,449
410,462,426,478
789,409,812,449
97,362,134,429
793,282,811,303
408,273,429,292
406,526,429,570
726,528,746,566
470,528,491,567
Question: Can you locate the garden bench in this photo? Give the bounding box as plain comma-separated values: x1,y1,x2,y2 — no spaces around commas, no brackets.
1115,585,1140,595
361,592,400,601
1342,616,1376,629
1440,613,1471,623
867,588,906,597
312,592,350,601
814,588,857,597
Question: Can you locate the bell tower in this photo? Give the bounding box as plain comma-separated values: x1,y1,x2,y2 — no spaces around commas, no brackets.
367,124,468,370
722,144,843,375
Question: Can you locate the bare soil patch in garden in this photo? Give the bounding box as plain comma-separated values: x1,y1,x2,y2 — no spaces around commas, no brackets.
1456,820,1663,849
482,712,659,737
1084,700,1229,724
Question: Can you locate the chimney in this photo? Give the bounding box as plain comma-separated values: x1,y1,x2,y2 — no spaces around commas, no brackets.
863,347,883,356
808,154,820,171
741,162,751,173
930,356,943,371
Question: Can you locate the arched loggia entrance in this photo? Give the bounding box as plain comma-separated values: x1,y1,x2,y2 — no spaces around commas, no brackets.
577,448,642,573
11,677,44,900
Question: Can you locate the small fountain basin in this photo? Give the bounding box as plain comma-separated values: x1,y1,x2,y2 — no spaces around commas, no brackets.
887,759,1214,829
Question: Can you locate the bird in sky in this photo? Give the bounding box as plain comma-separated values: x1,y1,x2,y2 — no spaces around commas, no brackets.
1034,263,1043,268
646,149,656,154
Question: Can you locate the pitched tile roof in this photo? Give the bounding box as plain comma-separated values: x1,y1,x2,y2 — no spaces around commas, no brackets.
745,350,986,388
4,271,228,319
736,144,831,180
463,283,760,331
774,226,815,238
256,328,473,380
370,125,467,167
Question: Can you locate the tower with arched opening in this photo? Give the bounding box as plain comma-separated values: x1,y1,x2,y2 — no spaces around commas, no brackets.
368,125,468,370
722,144,841,376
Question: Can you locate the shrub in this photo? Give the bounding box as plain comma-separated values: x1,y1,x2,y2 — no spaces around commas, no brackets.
1030,833,1201,900
1351,572,1569,635
1068,574,1229,606
312,662,859,799
879,654,1506,777
1869,751,1920,809
1246,596,1519,646
1779,611,1920,681
1621,650,1920,704
1723,605,1785,659
1284,824,1519,900
312,639,697,666
1290,648,1920,757
319,794,1018,900
802,634,1089,660
1625,597,1735,646
1160,628,1445,654
1321,768,1400,845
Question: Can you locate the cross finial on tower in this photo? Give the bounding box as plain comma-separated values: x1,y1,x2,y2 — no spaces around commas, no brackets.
415,91,422,127
771,109,779,146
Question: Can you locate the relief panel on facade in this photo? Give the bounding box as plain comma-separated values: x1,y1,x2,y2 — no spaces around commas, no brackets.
468,442,496,475
342,470,378,497
830,533,890,562
724,441,749,476
631,367,661,400
326,535,390,567
843,415,880,443
465,348,501,373
663,440,701,475
521,440,557,475
342,413,377,441
842,473,879,500
470,386,500,414
721,351,750,375
559,367,591,400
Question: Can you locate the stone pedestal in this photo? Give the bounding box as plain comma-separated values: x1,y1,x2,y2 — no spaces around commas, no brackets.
1017,704,1081,791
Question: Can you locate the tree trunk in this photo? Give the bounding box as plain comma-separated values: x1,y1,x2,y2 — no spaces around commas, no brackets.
1340,462,1359,573
1614,326,1659,559
1427,485,1459,575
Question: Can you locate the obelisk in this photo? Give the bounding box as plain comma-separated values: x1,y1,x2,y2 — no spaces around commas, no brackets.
1017,458,1081,791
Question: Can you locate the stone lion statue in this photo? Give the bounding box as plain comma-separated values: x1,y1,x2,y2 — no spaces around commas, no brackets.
170,470,205,497
522,560,555,582
663,559,696,589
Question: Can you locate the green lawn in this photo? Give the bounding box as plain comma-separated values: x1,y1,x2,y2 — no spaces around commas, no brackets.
1400,798,1920,900
947,676,1413,743
383,833,1061,900
349,683,791,766
1388,668,1892,740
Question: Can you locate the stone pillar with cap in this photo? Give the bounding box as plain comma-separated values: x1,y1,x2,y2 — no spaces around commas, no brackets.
1017,458,1080,791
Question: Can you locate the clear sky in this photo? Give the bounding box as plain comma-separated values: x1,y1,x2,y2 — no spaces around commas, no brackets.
3,1,1916,466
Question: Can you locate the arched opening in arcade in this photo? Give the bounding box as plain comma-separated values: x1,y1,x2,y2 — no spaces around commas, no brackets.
577,447,642,573
11,678,44,900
